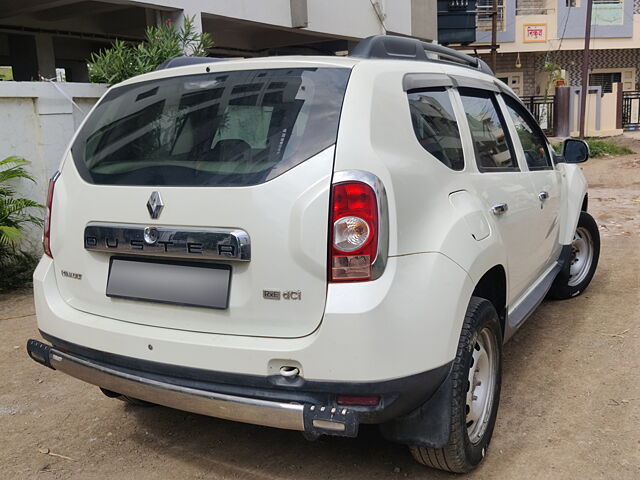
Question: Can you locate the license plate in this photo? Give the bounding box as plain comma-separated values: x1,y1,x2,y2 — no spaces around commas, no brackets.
106,257,231,309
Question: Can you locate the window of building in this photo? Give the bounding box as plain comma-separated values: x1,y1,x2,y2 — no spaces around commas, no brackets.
459,89,518,171
589,72,622,93
477,0,506,32
504,96,553,171
407,88,464,171
496,72,524,96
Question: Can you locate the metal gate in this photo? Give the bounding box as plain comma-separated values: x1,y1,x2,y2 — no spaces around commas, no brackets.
521,96,554,135
622,91,640,130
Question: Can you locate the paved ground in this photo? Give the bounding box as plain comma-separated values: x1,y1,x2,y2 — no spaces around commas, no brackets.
1,143,639,479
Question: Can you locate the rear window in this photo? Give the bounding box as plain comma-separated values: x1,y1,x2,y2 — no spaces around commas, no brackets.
71,68,350,186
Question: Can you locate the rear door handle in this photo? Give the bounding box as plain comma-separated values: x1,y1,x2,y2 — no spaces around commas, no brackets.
538,191,549,202
491,203,508,216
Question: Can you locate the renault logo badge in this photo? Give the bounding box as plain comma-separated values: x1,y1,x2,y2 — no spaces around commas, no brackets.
146,191,164,219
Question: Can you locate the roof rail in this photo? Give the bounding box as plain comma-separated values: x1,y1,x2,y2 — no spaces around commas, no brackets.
155,56,226,71
350,35,493,76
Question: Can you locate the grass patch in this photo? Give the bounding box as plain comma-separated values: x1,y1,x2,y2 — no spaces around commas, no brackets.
552,138,633,158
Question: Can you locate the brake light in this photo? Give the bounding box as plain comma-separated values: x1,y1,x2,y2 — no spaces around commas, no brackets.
43,172,59,258
329,181,378,282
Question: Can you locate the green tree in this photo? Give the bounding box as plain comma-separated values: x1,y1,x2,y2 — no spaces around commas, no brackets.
0,156,43,291
88,16,214,85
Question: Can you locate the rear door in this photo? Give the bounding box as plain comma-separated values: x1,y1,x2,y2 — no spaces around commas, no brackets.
501,95,562,276
50,66,351,338
456,87,542,304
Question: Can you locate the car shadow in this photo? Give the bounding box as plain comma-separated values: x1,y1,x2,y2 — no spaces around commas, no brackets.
113,277,605,479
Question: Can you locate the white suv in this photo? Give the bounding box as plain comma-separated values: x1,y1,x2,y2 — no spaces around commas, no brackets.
28,35,600,473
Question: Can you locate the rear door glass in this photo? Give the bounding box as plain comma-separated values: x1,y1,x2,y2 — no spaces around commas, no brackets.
72,68,350,186
503,96,553,170
459,88,518,172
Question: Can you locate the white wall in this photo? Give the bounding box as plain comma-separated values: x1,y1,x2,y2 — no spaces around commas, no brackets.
0,81,107,252
128,0,431,39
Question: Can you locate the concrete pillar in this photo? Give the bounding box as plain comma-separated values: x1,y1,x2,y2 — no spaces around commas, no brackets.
411,0,438,41
35,34,56,80
290,0,308,28
615,82,623,130
554,86,571,137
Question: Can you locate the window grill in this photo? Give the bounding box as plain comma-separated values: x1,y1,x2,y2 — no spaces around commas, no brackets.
589,72,622,93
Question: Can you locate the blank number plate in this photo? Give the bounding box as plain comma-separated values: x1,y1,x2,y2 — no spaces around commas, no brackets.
106,258,231,309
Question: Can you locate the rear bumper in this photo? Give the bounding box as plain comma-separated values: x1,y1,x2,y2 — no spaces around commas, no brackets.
34,253,473,383
28,339,306,432
27,337,450,437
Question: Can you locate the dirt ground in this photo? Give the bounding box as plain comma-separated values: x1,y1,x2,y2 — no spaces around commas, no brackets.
1,140,639,479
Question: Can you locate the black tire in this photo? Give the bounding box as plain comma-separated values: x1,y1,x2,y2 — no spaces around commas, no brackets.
410,297,502,473
548,211,600,300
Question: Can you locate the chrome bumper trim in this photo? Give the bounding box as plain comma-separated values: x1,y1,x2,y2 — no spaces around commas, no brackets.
48,349,305,431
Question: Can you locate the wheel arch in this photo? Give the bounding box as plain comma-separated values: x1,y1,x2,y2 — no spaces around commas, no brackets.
471,265,507,335
557,163,588,245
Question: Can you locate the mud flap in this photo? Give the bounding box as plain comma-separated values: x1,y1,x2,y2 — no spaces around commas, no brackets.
379,366,453,448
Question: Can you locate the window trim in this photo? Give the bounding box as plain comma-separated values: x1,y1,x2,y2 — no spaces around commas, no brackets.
452,75,500,92
403,73,453,91
457,87,520,173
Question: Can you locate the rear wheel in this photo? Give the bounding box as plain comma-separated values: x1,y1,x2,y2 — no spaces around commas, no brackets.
410,297,502,473
548,211,600,299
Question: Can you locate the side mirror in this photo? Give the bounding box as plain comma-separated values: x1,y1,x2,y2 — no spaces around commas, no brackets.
562,139,589,164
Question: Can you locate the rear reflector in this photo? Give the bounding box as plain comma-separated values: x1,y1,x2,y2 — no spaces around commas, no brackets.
336,395,380,406
43,171,60,258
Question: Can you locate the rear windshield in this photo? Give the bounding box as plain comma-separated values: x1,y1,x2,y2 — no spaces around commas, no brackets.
71,67,350,186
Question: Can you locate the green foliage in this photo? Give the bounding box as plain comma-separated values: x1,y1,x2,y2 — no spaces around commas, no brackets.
584,139,633,157
552,139,634,158
541,60,565,98
0,156,44,291
88,16,214,85
0,251,39,293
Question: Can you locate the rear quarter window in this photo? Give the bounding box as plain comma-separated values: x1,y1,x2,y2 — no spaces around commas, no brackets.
71,68,350,186
407,88,464,171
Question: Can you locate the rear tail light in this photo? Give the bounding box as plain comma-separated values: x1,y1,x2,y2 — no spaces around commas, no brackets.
330,181,379,282
43,171,60,258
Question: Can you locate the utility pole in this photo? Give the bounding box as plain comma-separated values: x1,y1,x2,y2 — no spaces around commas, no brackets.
490,0,498,72
579,0,594,139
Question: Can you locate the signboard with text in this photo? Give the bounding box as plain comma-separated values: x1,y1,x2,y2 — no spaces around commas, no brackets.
523,23,547,43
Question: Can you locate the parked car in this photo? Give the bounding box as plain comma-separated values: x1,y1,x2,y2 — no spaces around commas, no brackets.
27,35,599,473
